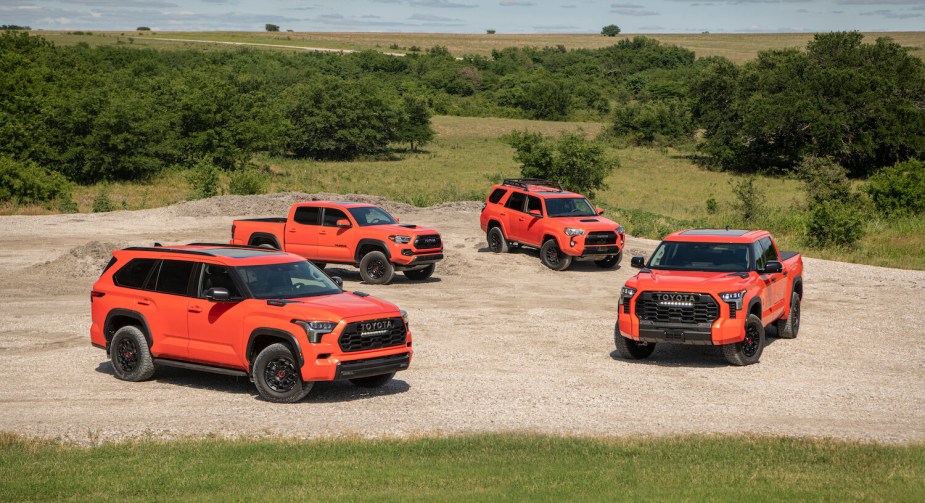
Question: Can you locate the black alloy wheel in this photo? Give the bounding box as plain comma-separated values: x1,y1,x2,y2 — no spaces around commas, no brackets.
116,337,138,373
742,323,760,358
366,257,387,280
264,357,297,393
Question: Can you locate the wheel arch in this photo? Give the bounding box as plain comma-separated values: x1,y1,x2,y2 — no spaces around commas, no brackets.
747,296,762,319
248,233,281,249
792,275,803,298
104,309,153,350
246,328,305,370
355,239,390,262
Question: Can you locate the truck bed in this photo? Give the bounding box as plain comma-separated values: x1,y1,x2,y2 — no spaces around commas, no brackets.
235,217,286,223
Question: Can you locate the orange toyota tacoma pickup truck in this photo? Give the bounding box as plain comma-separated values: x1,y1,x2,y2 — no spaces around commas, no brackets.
616,229,803,365
90,244,412,403
231,201,443,284
479,179,625,270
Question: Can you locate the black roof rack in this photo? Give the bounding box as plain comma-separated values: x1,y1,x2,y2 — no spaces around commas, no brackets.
124,246,215,257
186,242,268,250
502,178,564,192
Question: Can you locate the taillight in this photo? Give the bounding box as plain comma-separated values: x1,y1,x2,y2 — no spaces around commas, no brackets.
231,224,236,240
90,290,106,302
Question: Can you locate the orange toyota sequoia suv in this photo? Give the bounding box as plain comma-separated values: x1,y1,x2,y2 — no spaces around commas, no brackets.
479,179,625,270
90,244,412,403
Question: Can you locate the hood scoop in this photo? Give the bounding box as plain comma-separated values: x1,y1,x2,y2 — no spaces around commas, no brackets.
579,218,599,223
267,299,302,307
398,224,418,228
726,272,749,278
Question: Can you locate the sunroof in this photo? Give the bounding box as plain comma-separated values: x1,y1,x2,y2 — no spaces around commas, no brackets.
679,229,751,237
204,248,280,258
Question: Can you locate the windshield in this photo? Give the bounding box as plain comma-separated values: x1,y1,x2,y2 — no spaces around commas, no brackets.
348,206,397,226
545,197,597,217
237,261,341,299
648,241,752,273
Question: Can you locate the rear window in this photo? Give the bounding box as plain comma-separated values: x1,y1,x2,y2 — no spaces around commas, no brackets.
154,260,197,296
488,188,507,204
293,206,320,225
112,258,158,289
505,192,527,211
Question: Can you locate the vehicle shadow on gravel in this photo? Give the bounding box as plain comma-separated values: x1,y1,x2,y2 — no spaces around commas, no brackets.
95,362,410,401
324,267,443,285
475,246,624,272
609,332,782,368
305,379,411,403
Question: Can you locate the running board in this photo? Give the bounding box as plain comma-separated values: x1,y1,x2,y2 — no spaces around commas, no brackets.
153,358,248,377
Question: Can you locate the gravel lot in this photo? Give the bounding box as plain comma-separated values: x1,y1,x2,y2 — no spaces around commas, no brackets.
1,193,923,444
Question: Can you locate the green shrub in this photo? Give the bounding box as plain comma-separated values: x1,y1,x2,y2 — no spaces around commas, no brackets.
92,186,115,213
729,176,765,224
229,168,266,195
611,99,693,146
796,156,856,206
186,160,220,200
866,159,925,215
705,196,718,214
57,195,78,213
805,199,864,248
0,156,70,204
504,130,615,198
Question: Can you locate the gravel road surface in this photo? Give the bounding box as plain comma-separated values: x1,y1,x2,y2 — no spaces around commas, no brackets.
1,193,922,444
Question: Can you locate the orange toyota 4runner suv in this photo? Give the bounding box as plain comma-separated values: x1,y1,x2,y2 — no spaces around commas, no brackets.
231,201,443,285
479,179,625,270
616,229,803,365
90,244,412,403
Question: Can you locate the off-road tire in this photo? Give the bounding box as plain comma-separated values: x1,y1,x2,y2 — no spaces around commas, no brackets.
349,372,396,388
253,343,313,403
403,264,435,281
359,250,394,285
257,242,277,249
595,251,623,269
614,331,656,360
722,314,765,366
487,227,509,253
110,325,156,382
775,292,800,339
540,239,572,271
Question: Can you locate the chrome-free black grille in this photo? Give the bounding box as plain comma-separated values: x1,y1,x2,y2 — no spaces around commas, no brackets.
622,296,631,314
727,302,737,319
414,234,442,249
339,317,407,352
635,292,719,324
585,231,617,246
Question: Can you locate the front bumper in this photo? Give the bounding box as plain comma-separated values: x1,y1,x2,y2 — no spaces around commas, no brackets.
618,298,746,346
560,233,625,259
391,250,444,267
333,353,411,380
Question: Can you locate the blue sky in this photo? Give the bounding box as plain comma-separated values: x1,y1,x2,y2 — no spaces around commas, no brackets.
2,0,924,33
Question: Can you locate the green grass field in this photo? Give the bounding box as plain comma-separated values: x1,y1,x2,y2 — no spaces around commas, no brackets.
1,433,922,502
34,30,925,63
40,115,923,270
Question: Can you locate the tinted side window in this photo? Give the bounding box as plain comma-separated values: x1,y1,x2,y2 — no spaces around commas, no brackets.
505,192,527,212
113,258,158,289
293,207,320,225
154,260,196,296
755,237,777,270
322,208,349,227
488,188,508,204
199,264,243,299
527,195,543,214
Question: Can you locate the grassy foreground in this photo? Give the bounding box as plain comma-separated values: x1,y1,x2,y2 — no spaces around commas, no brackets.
1,433,922,502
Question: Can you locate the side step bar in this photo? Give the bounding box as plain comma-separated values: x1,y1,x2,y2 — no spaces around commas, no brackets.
153,358,248,377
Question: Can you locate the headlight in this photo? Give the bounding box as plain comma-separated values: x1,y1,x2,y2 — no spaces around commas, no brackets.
719,290,747,311
564,228,585,236
292,320,337,343
388,235,412,244
621,286,636,299
400,309,409,328
615,225,625,235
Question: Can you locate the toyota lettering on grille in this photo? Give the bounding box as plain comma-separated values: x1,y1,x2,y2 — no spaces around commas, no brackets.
360,319,393,336
653,293,697,303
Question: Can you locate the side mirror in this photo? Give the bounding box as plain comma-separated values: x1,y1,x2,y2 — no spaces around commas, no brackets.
205,287,230,302
331,276,344,289
529,209,543,218
596,207,605,216
762,261,783,274
395,217,400,223
335,219,352,229
631,256,646,269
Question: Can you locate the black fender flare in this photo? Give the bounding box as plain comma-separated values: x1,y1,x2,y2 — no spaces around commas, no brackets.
746,295,762,318
355,238,390,262
791,275,803,298
103,309,153,349
248,232,281,249
246,328,305,368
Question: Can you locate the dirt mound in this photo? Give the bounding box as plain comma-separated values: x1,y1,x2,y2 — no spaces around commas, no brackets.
29,241,123,279
167,192,419,219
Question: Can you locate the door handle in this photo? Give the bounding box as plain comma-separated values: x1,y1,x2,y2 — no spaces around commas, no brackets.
500,212,507,216
136,298,151,306
518,217,525,222
188,306,203,313
288,228,296,233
